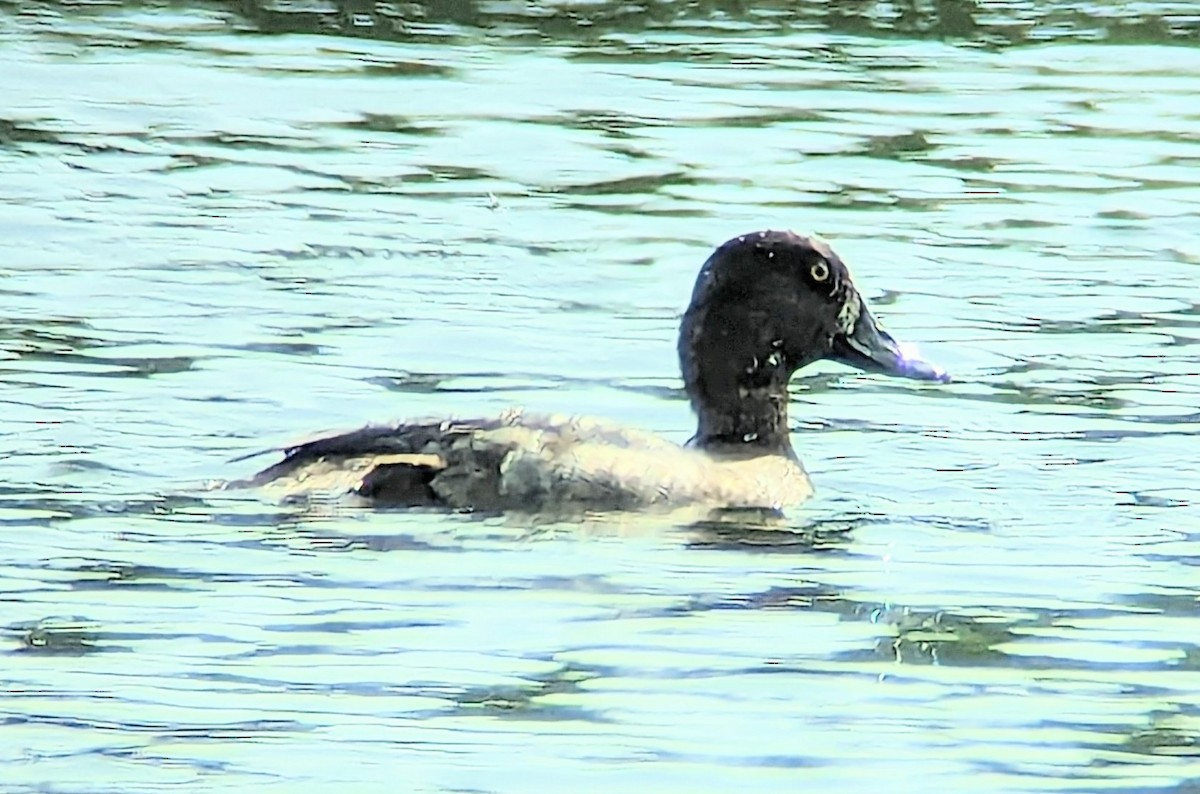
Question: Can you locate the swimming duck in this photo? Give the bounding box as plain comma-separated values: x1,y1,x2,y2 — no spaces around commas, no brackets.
238,231,947,512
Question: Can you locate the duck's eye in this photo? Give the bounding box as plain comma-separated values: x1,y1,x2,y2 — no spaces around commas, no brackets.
809,260,830,283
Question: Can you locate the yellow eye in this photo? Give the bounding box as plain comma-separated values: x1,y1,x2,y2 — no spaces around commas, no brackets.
810,260,830,283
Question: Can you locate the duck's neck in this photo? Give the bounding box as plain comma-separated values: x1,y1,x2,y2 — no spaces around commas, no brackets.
676,318,800,457
690,383,793,453
679,298,802,455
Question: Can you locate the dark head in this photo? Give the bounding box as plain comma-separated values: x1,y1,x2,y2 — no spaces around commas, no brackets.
679,230,947,451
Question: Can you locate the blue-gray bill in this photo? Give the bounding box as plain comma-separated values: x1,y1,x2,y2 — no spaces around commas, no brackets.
832,305,950,383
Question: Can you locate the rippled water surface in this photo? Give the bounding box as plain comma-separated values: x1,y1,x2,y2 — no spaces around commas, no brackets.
3,1,1199,791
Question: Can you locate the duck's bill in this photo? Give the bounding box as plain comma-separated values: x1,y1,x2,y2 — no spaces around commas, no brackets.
831,306,949,383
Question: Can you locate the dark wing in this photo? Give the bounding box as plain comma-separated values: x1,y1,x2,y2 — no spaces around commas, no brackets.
231,417,509,507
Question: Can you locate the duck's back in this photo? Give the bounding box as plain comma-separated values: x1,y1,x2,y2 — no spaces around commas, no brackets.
238,408,812,512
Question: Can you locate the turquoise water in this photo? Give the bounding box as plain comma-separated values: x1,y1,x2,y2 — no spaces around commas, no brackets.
2,2,1199,791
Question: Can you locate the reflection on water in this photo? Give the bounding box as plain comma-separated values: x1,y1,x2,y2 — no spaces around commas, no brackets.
233,0,1200,46
2,1,1200,792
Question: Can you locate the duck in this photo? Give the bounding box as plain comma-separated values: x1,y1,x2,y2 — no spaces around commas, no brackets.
235,231,947,513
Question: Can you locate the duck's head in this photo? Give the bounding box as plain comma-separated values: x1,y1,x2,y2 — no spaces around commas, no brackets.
679,230,947,450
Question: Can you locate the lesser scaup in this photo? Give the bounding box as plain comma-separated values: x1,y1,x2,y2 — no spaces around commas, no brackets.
237,231,946,511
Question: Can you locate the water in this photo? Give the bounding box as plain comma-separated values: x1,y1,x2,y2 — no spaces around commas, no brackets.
2,1,1199,791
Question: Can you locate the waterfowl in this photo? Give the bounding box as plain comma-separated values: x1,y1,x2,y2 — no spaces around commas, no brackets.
238,231,947,512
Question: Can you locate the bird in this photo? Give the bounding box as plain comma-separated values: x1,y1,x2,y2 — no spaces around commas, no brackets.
233,231,947,513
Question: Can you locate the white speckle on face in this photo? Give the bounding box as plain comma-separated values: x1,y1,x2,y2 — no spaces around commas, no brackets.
743,432,759,442
765,351,782,368
837,290,861,335
767,251,775,259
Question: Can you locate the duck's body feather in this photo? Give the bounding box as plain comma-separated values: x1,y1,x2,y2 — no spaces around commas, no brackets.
241,408,813,512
